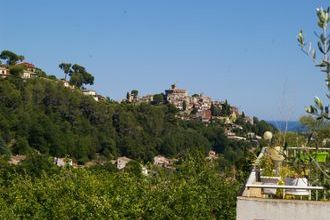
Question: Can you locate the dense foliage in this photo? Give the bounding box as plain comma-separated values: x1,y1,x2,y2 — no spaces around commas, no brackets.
0,152,240,219
0,76,275,164
0,49,280,219
0,50,24,65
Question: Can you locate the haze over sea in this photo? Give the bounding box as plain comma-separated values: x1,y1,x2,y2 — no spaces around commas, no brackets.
268,121,306,132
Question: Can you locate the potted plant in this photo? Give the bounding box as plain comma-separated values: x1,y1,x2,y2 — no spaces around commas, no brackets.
315,152,328,163
259,154,275,177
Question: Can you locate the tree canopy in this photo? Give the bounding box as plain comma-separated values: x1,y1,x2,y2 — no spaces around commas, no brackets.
58,63,94,88
59,63,72,81
0,50,24,65
0,152,240,219
0,76,271,164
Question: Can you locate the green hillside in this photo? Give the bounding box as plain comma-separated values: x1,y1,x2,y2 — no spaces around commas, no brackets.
0,51,279,219
0,75,276,165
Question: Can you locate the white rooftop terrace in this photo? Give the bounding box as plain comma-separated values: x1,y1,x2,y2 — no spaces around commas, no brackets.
237,146,330,220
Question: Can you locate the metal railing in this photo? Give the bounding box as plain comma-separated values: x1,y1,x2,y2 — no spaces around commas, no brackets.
245,184,326,200
240,147,329,201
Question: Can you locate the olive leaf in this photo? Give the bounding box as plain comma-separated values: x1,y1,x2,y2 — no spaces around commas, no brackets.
314,96,324,110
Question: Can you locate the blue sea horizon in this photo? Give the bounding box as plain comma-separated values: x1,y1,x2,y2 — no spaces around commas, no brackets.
268,121,307,132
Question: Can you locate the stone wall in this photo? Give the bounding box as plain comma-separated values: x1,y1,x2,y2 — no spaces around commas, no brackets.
237,196,330,220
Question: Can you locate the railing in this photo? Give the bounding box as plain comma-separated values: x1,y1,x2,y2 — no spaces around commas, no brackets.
288,147,330,156
288,147,330,150
245,184,325,200
246,184,324,190
240,147,329,201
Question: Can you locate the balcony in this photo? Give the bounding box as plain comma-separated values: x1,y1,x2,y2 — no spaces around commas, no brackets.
237,146,330,220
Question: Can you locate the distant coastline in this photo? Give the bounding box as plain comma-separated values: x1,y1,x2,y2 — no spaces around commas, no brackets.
268,121,307,132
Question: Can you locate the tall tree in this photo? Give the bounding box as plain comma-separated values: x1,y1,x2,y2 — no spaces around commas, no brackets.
297,6,330,182
220,100,231,116
211,103,222,116
59,63,72,81
152,93,164,105
131,90,139,98
183,100,187,111
0,50,24,65
68,64,94,88
298,7,330,121
9,65,25,77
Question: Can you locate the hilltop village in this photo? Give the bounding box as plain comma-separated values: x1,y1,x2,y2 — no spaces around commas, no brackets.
127,84,241,123
1,56,260,143
126,84,260,141
0,50,274,174
0,50,280,219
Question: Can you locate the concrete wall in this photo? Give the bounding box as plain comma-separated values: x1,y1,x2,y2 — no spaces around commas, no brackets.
237,197,330,220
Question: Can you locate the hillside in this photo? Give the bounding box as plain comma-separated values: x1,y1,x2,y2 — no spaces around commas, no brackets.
0,51,279,219
0,73,276,165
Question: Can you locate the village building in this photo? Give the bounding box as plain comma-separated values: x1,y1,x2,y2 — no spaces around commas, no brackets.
246,132,261,141
207,150,218,160
212,100,222,106
229,112,238,123
225,131,237,137
9,155,26,165
126,93,136,103
96,94,106,102
82,89,99,101
165,84,189,110
20,62,37,79
122,84,242,124
232,124,243,130
154,155,171,167
227,136,247,141
54,157,73,167
247,132,256,139
225,128,247,140
61,80,75,89
190,94,212,111
82,89,96,96
244,116,254,125
230,106,240,115
0,66,9,78
213,116,231,124
196,109,212,123
139,95,154,103
116,156,132,170
141,166,149,176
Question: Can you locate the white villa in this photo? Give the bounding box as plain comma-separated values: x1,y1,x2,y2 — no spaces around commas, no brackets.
20,62,37,79
0,66,9,78
54,157,73,167
154,155,171,167
82,89,99,101
116,157,132,170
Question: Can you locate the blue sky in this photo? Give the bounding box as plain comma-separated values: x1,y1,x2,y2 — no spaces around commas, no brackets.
1,0,328,120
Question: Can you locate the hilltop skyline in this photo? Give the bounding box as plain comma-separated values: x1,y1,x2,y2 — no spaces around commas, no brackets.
1,0,328,120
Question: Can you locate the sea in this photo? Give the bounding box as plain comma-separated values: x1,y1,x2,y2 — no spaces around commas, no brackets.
268,121,307,132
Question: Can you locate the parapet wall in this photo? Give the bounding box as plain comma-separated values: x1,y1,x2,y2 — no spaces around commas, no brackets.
237,196,330,220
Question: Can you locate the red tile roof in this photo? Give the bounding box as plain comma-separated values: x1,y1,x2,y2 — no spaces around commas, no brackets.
19,62,35,68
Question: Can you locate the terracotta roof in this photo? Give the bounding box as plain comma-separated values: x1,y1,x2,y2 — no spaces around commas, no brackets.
19,62,35,68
